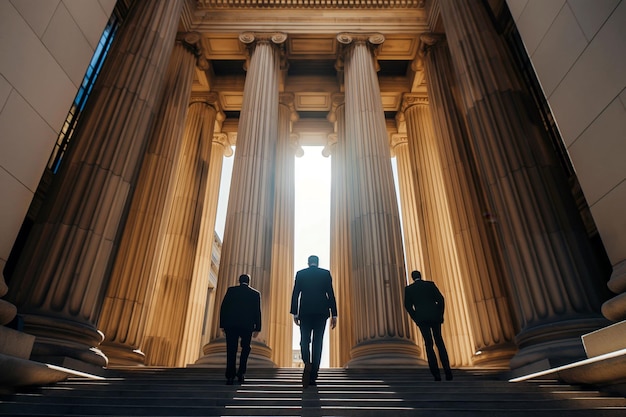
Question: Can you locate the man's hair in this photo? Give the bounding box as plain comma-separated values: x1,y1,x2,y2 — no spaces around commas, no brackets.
239,274,250,284
308,255,319,266
411,270,422,281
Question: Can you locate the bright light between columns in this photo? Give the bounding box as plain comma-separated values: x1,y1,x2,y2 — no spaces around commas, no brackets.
215,145,332,367
293,146,332,368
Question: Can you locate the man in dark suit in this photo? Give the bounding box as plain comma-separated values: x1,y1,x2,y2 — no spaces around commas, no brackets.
404,270,453,381
290,255,337,388
220,274,261,385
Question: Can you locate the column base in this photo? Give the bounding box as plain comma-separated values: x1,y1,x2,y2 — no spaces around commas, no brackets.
193,339,276,368
471,343,517,368
100,342,146,367
510,317,610,371
346,339,425,368
22,314,107,373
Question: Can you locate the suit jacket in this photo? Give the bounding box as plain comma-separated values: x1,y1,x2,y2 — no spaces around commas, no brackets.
290,266,338,318
220,283,262,332
404,279,445,325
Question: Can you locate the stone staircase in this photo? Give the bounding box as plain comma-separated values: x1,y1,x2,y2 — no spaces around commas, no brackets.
1,367,625,416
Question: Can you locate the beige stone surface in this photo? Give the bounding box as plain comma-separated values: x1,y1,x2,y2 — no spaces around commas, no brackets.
583,320,626,358
0,327,34,359
0,354,68,388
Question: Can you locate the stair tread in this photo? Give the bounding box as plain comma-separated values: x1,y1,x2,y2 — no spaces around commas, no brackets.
1,368,624,416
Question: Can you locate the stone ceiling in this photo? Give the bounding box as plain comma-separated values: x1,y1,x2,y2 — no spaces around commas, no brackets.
179,0,442,144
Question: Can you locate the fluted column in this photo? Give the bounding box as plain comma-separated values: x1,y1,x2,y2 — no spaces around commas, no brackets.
419,34,518,366
6,0,184,369
337,33,420,367
268,93,298,367
439,0,609,369
98,33,201,366
389,130,424,351
325,94,355,367
142,97,217,367
177,96,228,367
403,96,474,367
389,130,425,289
193,131,233,351
197,32,286,367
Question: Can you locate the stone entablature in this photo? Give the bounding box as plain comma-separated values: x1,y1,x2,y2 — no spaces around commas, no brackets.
196,0,425,9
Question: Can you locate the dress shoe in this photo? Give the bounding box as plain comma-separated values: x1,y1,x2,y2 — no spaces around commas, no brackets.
309,380,317,387
237,374,245,384
302,363,312,388
226,378,234,385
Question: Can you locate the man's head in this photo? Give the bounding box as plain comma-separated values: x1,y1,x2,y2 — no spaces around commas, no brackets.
239,274,250,285
411,270,422,281
307,255,319,267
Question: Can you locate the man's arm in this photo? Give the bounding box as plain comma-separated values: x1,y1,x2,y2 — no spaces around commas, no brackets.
254,290,262,332
290,275,300,316
403,287,416,321
219,288,232,329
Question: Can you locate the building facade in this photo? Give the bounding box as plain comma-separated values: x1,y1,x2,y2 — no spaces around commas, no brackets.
0,0,624,389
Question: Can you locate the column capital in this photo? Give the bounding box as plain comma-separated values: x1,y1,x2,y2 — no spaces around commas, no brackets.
322,133,338,157
213,133,233,157
335,33,385,74
280,93,299,122
326,93,345,124
290,133,304,157
401,93,429,112
419,33,446,58
390,133,408,156
337,32,385,46
239,31,288,45
239,32,288,71
178,31,209,70
189,91,219,106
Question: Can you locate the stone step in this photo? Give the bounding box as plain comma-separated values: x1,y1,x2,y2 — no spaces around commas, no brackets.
1,367,625,416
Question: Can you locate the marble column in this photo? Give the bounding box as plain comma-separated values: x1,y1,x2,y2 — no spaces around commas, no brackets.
402,95,474,367
192,131,233,349
439,0,610,369
325,94,355,367
337,33,420,367
197,32,286,367
98,33,202,367
177,97,228,367
142,97,217,367
388,130,424,351
5,0,184,369
419,34,518,366
389,129,425,292
268,93,299,367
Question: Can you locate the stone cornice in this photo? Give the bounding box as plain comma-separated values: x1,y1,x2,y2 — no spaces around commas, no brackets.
182,0,429,34
196,0,425,9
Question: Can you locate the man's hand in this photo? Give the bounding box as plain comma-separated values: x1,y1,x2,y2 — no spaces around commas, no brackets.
293,316,300,326
330,317,337,330
252,331,259,338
